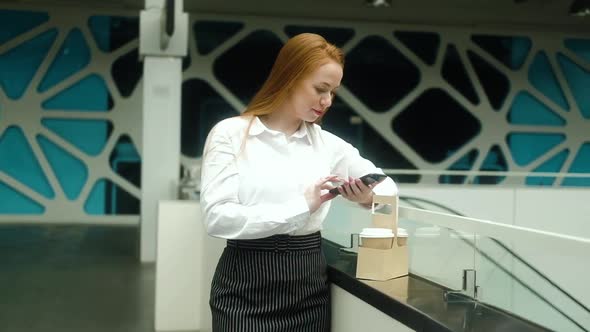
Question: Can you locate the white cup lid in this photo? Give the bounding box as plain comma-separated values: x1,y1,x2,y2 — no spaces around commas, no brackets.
397,228,408,237
359,227,394,238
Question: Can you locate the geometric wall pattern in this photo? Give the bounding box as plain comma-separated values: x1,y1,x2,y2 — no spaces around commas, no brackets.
0,6,589,222
0,9,141,223
182,18,590,188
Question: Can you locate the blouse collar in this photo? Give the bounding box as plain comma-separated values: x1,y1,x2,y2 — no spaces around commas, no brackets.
248,116,312,144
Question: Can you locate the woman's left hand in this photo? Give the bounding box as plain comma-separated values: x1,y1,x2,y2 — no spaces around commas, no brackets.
337,176,374,207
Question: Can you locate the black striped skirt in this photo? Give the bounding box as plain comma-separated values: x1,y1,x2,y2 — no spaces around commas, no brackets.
210,232,330,332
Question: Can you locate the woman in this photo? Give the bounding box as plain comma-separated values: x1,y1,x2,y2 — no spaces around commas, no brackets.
200,33,398,332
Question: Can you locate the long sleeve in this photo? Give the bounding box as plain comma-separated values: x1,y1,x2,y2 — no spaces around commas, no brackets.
199,126,310,239
327,132,398,197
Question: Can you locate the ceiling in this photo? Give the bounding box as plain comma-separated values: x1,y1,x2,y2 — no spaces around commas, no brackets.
187,0,586,29
2,0,588,30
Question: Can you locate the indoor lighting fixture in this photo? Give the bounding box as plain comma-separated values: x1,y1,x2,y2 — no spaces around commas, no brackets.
570,0,590,16
365,0,392,8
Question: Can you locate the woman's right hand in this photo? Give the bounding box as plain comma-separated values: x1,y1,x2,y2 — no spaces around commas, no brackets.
304,175,341,214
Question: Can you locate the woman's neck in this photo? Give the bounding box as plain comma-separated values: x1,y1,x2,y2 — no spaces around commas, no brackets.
260,111,302,136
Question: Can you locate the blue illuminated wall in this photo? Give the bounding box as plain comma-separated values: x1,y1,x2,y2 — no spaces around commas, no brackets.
1,9,589,220
0,10,110,214
509,38,590,186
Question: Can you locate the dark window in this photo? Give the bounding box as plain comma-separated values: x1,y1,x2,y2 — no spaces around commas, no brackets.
344,36,420,112
392,89,481,163
213,30,283,104
181,79,238,158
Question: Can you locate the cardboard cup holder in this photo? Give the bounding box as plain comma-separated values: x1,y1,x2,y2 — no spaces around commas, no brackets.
355,195,409,281
359,228,395,249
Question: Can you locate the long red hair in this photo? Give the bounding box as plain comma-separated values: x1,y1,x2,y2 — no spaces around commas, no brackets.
242,33,344,122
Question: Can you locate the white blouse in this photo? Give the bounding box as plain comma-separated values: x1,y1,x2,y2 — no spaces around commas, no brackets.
200,115,398,239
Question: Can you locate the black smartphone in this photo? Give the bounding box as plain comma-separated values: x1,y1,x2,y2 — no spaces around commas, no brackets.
328,173,387,196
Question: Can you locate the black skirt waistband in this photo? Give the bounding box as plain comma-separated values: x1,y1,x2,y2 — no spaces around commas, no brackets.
226,231,322,252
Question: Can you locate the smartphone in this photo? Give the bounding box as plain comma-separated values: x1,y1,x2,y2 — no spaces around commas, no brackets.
328,173,387,196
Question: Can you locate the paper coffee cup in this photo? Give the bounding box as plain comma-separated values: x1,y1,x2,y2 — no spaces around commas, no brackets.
359,228,394,249
396,228,408,246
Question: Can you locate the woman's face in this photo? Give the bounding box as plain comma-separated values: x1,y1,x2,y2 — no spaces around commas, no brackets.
289,60,343,123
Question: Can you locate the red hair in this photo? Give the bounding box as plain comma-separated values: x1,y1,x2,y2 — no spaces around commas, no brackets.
242,33,344,123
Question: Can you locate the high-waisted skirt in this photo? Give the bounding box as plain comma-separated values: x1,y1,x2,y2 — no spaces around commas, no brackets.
209,231,330,332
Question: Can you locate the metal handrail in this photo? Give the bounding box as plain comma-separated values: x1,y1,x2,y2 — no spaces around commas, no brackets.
383,168,590,178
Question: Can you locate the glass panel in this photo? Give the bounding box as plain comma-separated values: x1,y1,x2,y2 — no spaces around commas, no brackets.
37,134,88,201
322,198,375,248
528,51,569,111
88,15,139,53
42,74,113,111
321,97,420,184
563,142,590,187
41,119,112,156
439,149,478,184
180,79,238,158
322,198,476,292
474,233,589,331
38,28,91,93
508,91,566,126
557,53,590,120
108,134,141,215
193,20,244,55
564,38,590,64
344,35,420,112
0,127,55,199
0,9,49,46
442,44,479,104
323,195,590,330
471,35,532,71
0,29,58,99
507,133,566,167
0,181,45,214
393,30,440,66
213,30,283,104
392,88,481,163
474,145,508,185
398,217,476,292
527,149,569,186
467,50,511,110
112,48,142,97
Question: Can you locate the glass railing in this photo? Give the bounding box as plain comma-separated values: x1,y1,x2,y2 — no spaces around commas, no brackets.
473,233,590,331
400,195,590,331
381,169,590,187
322,196,590,332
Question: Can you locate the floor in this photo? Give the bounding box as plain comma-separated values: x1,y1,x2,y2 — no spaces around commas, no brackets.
0,225,155,332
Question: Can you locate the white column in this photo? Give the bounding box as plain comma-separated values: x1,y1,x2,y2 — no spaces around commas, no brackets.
139,0,189,262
